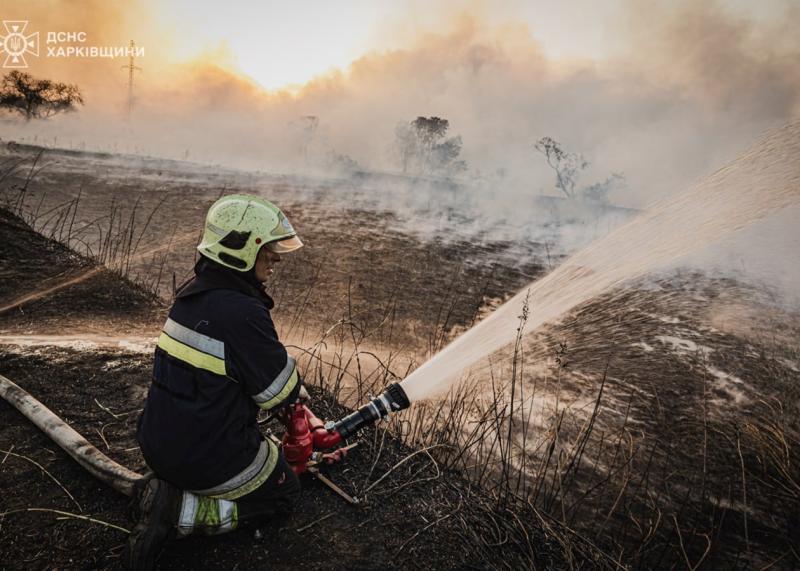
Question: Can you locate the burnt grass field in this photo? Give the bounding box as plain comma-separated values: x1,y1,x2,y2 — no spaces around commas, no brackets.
1,144,799,569
0,207,581,570
0,348,578,571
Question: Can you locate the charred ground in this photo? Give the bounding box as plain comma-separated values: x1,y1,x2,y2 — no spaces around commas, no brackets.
0,348,575,571
2,145,799,570
0,206,580,569
0,144,551,352
0,206,163,334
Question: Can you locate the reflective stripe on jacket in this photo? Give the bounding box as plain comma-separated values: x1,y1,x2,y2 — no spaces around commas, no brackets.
137,259,301,491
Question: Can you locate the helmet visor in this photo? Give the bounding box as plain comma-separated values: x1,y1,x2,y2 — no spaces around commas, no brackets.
266,235,304,254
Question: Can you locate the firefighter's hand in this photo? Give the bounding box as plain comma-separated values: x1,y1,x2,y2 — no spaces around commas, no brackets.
297,385,310,402
322,448,348,464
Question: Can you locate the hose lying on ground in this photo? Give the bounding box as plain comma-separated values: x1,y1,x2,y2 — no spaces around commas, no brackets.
0,373,144,497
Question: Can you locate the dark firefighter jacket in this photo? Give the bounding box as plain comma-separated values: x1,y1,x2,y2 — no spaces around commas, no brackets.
137,259,301,492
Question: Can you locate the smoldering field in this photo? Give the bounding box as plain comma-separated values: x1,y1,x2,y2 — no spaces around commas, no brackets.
0,0,798,566
1,129,798,569
6,0,800,207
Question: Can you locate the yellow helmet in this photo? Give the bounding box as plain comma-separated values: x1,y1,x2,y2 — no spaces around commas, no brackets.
197,194,303,271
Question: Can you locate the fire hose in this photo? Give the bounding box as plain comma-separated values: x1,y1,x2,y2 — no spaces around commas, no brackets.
0,373,141,496
0,372,410,497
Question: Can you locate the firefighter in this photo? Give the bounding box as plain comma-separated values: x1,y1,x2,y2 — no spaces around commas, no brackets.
127,194,309,570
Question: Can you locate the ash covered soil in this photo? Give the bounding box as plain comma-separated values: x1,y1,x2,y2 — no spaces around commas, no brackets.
0,204,572,568
0,144,551,351
510,274,800,568
0,207,163,335
0,349,568,571
2,145,799,569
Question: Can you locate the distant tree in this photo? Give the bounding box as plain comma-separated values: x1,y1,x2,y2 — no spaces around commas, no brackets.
412,116,449,152
533,136,588,198
395,116,467,175
0,71,84,121
534,136,625,202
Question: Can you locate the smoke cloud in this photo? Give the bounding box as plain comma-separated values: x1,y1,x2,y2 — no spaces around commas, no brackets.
1,0,798,301
2,1,798,199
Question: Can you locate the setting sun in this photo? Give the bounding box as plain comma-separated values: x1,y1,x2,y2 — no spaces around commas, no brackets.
157,0,394,89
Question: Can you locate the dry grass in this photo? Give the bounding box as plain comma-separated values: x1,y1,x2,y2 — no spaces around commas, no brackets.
291,276,800,570
0,150,175,297
3,146,798,569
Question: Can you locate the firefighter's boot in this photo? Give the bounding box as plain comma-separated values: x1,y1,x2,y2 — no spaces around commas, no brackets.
126,478,181,570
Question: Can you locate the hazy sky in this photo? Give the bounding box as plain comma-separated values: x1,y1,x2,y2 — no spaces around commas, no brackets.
0,0,796,301
1,0,797,210
156,0,791,90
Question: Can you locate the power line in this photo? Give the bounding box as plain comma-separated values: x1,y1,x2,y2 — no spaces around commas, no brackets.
121,40,142,119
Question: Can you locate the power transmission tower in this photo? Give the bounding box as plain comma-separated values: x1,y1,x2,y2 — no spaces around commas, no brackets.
121,40,142,119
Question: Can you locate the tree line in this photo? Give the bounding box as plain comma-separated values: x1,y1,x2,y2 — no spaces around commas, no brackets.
0,71,622,201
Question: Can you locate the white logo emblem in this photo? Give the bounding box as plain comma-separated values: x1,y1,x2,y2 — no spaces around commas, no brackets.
0,21,39,68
